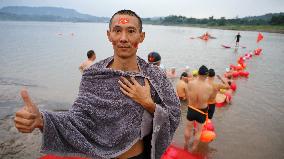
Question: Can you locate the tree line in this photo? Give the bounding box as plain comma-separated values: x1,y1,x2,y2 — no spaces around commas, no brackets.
143,13,284,26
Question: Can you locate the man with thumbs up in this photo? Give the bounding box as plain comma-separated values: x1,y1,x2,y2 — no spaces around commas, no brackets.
14,10,180,159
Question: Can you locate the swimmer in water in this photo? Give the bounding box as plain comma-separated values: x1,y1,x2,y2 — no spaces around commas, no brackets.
79,50,96,74
176,72,189,101
207,69,230,119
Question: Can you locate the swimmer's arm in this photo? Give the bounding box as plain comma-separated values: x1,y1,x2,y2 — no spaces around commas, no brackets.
214,76,229,90
79,63,85,73
217,75,230,86
218,83,230,90
185,82,193,103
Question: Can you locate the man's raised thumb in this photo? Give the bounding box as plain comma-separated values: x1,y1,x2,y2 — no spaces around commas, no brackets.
20,89,35,110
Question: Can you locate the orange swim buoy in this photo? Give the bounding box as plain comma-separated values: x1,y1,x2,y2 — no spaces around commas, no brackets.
216,102,225,107
239,71,249,78
232,71,239,78
200,130,216,143
254,48,262,56
230,83,237,91
216,93,226,107
230,64,237,70
243,71,249,77
236,65,243,71
161,145,206,159
203,121,215,131
241,63,247,69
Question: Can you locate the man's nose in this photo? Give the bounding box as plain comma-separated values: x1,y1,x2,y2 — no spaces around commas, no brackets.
119,31,128,43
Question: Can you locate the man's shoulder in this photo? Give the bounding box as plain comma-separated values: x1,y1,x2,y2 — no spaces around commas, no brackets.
138,57,166,78
82,57,112,76
89,56,112,69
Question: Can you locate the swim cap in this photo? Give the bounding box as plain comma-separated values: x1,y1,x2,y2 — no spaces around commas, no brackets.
148,52,161,64
208,69,215,77
198,65,208,76
192,70,198,76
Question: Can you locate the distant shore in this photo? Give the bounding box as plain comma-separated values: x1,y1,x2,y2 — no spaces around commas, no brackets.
1,20,283,34
145,23,284,34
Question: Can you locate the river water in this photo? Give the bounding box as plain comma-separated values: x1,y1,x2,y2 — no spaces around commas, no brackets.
0,21,283,159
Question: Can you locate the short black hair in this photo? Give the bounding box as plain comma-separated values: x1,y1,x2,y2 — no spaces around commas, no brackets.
87,50,95,59
208,69,215,77
109,10,143,32
228,81,232,86
180,72,188,79
198,65,208,76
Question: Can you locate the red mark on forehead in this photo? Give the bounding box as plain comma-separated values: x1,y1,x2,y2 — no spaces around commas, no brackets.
119,17,129,24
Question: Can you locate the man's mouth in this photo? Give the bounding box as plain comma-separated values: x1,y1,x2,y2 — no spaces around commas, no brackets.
118,45,131,49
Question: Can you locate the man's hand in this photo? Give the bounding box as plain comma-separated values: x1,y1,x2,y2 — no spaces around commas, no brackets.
118,77,156,113
14,89,43,133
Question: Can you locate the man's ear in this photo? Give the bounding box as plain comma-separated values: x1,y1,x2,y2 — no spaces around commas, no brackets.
139,32,145,43
107,30,112,42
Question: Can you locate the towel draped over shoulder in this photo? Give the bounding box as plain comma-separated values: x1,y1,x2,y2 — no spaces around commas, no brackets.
41,56,181,159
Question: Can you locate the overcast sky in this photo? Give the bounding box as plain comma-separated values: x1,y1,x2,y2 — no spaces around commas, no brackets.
0,0,283,18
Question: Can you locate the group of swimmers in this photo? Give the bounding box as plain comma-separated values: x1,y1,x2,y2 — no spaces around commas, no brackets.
147,51,238,151
179,66,236,151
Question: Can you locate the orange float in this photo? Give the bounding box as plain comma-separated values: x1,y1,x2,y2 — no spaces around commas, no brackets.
241,63,247,69
203,121,215,131
200,130,216,143
216,93,227,107
232,71,240,78
239,71,249,78
230,83,237,91
254,48,262,56
161,145,205,159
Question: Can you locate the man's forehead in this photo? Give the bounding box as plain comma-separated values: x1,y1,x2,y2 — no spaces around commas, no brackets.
111,14,139,28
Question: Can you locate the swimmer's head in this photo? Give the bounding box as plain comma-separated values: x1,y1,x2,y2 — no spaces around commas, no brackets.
192,70,198,77
228,81,232,86
148,52,161,66
180,72,188,79
109,10,143,32
198,65,208,76
87,50,96,60
208,69,215,77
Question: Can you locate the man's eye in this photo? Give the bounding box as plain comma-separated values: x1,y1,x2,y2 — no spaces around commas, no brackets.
129,30,135,33
113,29,121,33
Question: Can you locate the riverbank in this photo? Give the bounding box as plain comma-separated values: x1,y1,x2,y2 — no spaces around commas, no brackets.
144,23,284,34
0,115,43,159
